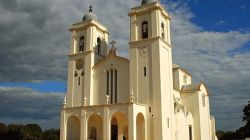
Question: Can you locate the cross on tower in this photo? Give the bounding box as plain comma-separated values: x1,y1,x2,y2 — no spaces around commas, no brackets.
89,5,93,12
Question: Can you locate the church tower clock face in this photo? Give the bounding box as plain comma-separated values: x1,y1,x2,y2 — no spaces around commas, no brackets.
76,59,84,70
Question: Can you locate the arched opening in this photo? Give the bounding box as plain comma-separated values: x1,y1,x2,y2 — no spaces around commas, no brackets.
90,127,97,139
67,115,80,140
88,114,103,140
142,21,148,39
111,117,118,140
79,36,84,52
97,37,101,54
136,113,145,140
111,112,128,140
161,22,165,39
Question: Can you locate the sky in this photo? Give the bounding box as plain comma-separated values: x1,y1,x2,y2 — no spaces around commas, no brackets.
0,0,249,131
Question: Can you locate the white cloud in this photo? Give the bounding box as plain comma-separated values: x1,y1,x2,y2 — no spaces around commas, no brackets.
166,1,250,131
0,0,249,131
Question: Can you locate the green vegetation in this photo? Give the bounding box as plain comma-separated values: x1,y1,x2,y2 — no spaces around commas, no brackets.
217,100,250,140
0,123,59,140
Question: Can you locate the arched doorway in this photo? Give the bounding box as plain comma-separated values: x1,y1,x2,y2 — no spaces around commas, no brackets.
136,113,145,140
111,117,118,140
111,112,128,140
88,114,103,140
67,115,80,140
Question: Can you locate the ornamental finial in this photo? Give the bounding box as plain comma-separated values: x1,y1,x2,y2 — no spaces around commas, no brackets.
63,96,67,108
130,90,134,103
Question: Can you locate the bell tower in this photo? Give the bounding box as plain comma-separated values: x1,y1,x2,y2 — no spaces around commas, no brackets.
66,6,109,107
129,0,174,139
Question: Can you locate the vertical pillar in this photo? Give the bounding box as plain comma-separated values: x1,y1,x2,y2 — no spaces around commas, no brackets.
151,10,160,38
129,48,138,103
80,109,87,140
130,15,137,41
128,104,136,140
60,109,66,140
103,107,110,139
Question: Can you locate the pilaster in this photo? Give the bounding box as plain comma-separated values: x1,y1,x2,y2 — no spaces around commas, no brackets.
80,109,87,140
60,109,66,140
128,104,136,140
103,107,110,139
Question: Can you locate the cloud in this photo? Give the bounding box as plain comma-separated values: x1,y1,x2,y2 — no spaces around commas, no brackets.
0,0,139,82
0,86,64,129
166,1,250,131
0,0,250,131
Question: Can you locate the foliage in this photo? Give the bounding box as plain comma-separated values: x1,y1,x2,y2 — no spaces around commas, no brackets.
217,100,250,140
42,129,60,140
0,123,59,140
243,100,250,123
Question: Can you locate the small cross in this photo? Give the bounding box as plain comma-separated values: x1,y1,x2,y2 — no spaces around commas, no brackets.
110,40,116,47
89,5,93,12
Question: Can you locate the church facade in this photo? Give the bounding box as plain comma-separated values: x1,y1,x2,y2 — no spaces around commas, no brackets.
60,0,218,140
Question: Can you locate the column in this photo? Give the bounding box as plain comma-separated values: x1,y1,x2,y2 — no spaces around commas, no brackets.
60,109,66,140
128,104,136,140
103,107,110,139
80,109,87,140
130,15,137,41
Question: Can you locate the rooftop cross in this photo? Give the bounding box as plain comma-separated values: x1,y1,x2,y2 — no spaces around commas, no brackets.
110,40,116,47
109,40,117,54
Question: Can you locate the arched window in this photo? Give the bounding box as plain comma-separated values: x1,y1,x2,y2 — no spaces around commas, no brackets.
97,37,101,54
79,36,84,52
161,22,165,39
142,21,148,39
106,69,118,104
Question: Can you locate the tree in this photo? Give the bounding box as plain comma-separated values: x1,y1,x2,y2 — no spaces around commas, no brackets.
5,124,25,140
42,129,60,140
217,100,250,140
237,100,250,138
243,100,250,124
23,124,42,140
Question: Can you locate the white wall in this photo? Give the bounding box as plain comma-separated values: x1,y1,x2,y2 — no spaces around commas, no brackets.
93,53,129,105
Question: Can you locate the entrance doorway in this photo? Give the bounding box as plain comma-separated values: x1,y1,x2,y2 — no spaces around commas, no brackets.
111,117,118,140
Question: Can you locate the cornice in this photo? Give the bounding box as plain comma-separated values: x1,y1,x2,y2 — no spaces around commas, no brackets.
128,2,171,20
68,50,93,59
69,20,109,34
129,36,172,48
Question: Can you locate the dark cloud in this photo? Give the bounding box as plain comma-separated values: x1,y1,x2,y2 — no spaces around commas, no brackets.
0,0,70,82
0,0,249,131
0,87,64,120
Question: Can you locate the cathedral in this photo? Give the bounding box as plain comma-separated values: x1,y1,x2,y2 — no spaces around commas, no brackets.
59,0,218,140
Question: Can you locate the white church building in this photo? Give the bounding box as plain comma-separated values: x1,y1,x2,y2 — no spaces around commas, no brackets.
60,0,218,140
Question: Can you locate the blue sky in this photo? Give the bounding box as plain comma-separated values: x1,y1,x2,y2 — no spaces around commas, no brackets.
0,81,66,93
0,0,249,131
189,0,250,32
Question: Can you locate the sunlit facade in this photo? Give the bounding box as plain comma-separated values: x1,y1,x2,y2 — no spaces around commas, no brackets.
60,1,218,140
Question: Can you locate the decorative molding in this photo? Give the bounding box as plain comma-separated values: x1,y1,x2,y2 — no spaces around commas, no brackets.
139,46,149,57
106,95,110,104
